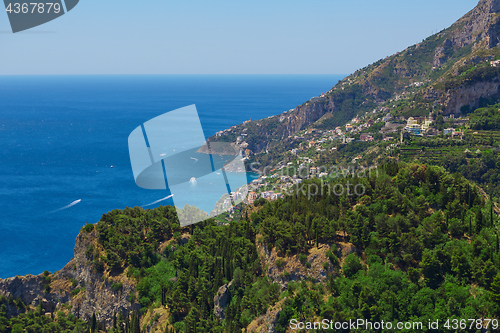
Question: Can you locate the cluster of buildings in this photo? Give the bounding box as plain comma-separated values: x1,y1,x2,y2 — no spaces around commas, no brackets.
246,190,283,204
403,114,468,137
404,116,434,135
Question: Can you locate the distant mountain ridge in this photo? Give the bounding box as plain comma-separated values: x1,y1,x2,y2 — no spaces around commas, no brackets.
213,0,500,156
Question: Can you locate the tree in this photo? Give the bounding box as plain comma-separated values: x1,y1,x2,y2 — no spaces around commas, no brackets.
490,274,500,302
436,114,444,131
343,254,363,278
476,209,484,233
482,260,497,288
90,313,96,333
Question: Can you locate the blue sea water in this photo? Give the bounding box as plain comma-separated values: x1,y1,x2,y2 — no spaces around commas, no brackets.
0,74,344,278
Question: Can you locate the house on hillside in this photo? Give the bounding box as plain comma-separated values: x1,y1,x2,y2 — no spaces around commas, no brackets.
247,192,259,204
360,133,374,142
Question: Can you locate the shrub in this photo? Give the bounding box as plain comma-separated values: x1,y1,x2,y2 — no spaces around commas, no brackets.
299,253,307,264
342,254,363,278
275,258,286,269
85,245,95,259
83,223,94,233
326,250,339,265
111,282,123,291
93,258,104,272
254,198,267,206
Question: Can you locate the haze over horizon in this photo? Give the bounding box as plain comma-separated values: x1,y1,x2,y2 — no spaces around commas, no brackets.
0,0,478,75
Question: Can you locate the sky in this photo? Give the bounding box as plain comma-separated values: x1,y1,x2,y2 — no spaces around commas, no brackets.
0,0,479,75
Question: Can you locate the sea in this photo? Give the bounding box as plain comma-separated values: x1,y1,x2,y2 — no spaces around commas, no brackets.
0,74,345,278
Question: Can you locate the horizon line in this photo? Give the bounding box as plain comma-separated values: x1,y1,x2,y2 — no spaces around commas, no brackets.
0,73,348,77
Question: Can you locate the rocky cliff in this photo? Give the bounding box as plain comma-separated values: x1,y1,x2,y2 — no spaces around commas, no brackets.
0,229,139,328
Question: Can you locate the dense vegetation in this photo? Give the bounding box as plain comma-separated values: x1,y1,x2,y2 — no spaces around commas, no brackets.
86,204,280,332
254,162,500,332
469,104,500,130
5,162,499,332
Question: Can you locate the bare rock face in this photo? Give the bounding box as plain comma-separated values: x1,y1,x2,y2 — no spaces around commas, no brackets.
285,98,337,136
433,39,453,68
0,229,140,329
449,0,500,49
443,79,500,115
246,298,285,333
257,241,340,289
63,230,140,327
0,274,70,317
213,281,232,321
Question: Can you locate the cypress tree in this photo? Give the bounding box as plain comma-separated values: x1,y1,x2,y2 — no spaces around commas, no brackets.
477,209,484,233
91,312,97,333
117,310,124,333
468,187,471,207
491,202,494,227
496,232,499,253
469,216,472,236
134,310,141,333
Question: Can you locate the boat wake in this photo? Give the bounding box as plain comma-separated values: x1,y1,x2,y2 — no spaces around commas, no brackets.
142,194,174,207
50,199,82,213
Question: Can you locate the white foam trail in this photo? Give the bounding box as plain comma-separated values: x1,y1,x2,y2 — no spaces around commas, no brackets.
50,199,81,213
142,194,174,207
190,157,198,162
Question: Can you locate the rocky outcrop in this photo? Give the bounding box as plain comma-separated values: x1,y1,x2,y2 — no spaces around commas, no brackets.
433,39,453,68
443,79,500,115
451,0,500,49
423,77,500,115
284,98,337,137
62,230,139,327
246,298,285,333
213,281,232,321
258,241,340,289
0,229,140,328
0,274,70,317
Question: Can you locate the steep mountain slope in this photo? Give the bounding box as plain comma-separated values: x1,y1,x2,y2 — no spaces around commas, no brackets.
213,0,500,156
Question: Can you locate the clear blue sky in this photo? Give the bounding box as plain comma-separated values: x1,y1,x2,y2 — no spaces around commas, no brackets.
0,0,478,75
